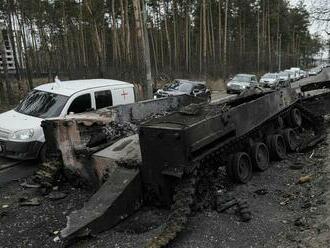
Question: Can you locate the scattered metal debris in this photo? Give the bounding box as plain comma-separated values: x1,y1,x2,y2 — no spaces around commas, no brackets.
298,175,313,184
19,197,41,207
46,192,67,201
20,181,41,189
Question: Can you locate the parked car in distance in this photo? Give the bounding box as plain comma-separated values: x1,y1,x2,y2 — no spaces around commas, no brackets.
0,78,135,160
154,79,211,102
278,71,291,83
284,69,299,81
260,73,281,89
299,70,308,78
226,74,258,94
308,67,322,76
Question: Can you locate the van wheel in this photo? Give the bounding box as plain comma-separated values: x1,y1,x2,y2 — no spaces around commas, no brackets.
38,144,49,163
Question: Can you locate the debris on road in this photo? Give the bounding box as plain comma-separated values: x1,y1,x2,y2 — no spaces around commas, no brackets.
254,189,269,195
46,192,67,201
19,197,41,207
20,181,41,189
297,175,312,184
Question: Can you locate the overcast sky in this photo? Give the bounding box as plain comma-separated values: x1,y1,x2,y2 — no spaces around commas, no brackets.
289,0,328,37
289,0,329,58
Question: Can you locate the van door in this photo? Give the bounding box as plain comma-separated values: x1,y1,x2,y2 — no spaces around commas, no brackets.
66,93,92,115
94,90,113,110
111,87,135,106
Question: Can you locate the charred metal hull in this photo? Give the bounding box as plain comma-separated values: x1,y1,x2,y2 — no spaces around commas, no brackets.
139,89,299,205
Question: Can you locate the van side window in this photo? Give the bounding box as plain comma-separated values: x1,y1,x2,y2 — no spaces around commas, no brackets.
67,94,91,114
95,90,113,109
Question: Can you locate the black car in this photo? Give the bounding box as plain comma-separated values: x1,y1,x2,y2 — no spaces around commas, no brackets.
154,79,211,102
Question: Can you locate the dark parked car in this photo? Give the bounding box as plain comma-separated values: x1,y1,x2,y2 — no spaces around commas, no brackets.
154,79,211,102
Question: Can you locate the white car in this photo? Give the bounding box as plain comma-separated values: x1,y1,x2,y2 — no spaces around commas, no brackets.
260,73,280,89
284,70,299,81
0,79,135,160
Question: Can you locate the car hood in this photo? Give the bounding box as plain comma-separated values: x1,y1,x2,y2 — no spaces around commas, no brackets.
0,110,43,132
157,89,188,96
260,78,276,82
228,81,250,86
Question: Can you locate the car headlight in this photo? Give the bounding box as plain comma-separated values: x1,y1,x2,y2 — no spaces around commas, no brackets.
9,129,34,141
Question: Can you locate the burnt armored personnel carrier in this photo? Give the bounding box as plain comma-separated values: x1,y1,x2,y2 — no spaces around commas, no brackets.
138,88,322,247
57,88,323,247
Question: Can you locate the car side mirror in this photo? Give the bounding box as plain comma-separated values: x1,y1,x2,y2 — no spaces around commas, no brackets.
86,108,95,112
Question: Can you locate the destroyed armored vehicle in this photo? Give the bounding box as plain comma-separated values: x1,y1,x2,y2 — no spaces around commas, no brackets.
40,87,324,247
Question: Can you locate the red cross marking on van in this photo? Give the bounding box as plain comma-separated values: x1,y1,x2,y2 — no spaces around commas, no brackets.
121,90,128,100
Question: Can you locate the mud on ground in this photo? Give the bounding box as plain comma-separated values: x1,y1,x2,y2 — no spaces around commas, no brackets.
0,129,329,248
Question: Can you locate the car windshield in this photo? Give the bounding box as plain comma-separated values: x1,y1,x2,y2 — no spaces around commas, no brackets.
279,72,288,76
263,74,277,79
15,90,69,118
232,75,251,83
164,81,193,93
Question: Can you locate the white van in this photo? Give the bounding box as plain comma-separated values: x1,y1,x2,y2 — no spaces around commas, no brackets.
0,79,135,160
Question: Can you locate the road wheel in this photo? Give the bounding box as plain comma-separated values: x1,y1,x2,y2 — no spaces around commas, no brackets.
231,152,253,183
283,128,299,152
290,108,302,127
251,142,269,171
267,134,286,160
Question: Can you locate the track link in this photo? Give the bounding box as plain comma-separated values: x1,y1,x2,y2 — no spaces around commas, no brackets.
145,173,198,248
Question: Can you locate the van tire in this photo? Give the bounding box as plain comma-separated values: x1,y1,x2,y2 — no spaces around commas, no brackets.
38,144,48,162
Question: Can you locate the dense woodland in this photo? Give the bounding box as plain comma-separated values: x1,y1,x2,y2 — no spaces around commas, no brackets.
0,0,325,101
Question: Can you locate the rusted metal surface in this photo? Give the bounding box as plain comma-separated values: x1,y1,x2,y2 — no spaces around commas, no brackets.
61,166,143,240
42,95,205,186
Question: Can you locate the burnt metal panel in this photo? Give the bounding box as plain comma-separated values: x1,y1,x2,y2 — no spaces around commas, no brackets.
61,167,142,239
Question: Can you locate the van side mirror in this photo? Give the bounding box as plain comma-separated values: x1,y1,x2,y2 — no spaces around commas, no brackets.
86,108,95,112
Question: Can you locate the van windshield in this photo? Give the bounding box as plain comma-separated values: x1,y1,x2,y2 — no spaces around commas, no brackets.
15,90,69,118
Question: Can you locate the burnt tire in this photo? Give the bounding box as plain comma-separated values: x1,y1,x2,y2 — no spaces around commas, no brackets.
231,152,253,183
251,142,269,171
283,128,299,152
267,134,286,160
289,108,302,127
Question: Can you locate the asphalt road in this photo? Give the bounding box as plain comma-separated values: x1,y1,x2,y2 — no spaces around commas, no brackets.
0,158,36,186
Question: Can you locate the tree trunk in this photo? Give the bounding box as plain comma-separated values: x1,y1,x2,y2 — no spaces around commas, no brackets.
163,0,172,70
132,0,153,99
0,29,13,104
223,0,229,77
